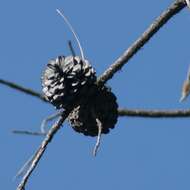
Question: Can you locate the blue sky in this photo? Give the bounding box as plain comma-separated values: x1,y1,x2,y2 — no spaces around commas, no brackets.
1,0,190,190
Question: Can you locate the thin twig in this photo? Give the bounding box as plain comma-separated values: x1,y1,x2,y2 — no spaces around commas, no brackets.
97,0,186,85
12,130,46,136
12,111,63,136
16,110,69,190
56,9,85,60
68,40,76,57
14,155,35,180
93,118,102,157
118,108,190,118
41,110,64,133
0,79,46,102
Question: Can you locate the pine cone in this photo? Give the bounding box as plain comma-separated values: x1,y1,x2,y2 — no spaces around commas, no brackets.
68,86,118,137
42,56,96,109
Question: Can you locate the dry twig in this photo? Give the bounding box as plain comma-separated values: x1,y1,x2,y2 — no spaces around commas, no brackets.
12,130,46,136
97,0,186,85
16,110,69,190
0,79,46,102
118,108,190,118
93,118,103,156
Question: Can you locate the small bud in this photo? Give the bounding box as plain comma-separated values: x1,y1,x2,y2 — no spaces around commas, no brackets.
185,0,190,9
180,80,190,102
180,65,190,102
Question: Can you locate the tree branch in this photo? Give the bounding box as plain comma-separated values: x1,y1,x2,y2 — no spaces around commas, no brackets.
16,110,69,190
97,0,186,85
12,130,46,136
0,79,46,102
2,78,190,118
118,108,190,118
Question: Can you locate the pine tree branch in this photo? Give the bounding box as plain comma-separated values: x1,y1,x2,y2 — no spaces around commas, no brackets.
2,78,190,118
118,108,190,118
12,130,46,136
97,0,186,85
16,110,69,190
0,79,46,102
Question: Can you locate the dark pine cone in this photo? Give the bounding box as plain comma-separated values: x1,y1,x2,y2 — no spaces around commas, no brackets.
42,56,96,109
68,86,118,137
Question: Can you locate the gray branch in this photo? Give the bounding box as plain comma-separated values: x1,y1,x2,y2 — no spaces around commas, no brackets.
12,130,46,136
2,78,190,118
16,110,69,190
118,108,190,118
97,0,186,85
0,79,46,102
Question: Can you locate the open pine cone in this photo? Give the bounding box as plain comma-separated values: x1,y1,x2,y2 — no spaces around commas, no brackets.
42,56,96,109
68,85,118,136
42,55,118,136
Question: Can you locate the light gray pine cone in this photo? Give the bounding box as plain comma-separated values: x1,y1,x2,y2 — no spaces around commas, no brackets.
42,56,96,109
68,86,118,137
